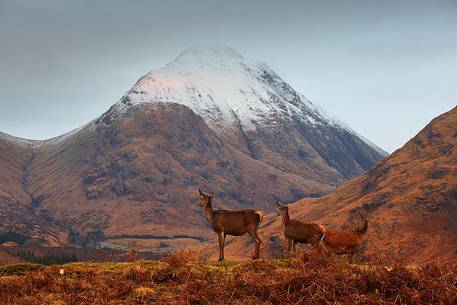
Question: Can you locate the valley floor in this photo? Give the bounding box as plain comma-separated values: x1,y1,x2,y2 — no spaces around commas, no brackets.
0,250,456,305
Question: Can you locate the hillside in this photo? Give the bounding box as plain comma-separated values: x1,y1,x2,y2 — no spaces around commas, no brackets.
26,103,326,240
0,134,63,246
0,45,385,249
214,106,457,264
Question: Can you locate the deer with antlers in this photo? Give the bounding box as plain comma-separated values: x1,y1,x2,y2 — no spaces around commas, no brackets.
198,189,264,261
320,212,368,263
276,201,326,255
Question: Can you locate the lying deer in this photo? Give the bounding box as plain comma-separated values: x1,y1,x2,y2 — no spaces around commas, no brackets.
276,201,326,255
198,189,264,261
320,212,368,263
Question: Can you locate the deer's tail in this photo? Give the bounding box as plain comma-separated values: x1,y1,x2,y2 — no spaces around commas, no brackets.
254,210,264,231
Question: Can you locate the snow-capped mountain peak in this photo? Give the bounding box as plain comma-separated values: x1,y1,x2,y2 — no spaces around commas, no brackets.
170,44,246,68
116,45,333,129
113,45,385,155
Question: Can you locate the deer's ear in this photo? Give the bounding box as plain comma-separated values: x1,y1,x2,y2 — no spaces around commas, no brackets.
198,189,204,196
275,200,281,207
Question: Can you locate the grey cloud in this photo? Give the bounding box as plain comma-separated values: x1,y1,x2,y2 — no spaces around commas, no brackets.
0,0,455,152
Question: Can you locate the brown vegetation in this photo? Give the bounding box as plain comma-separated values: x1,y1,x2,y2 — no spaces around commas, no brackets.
0,250,456,304
0,245,159,265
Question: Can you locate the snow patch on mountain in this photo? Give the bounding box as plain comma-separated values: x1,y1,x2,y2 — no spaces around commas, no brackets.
114,45,339,129
0,131,35,148
108,44,385,154
0,123,92,149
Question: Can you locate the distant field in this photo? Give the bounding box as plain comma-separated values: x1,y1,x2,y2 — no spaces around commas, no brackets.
0,245,160,265
104,237,204,252
0,250,456,305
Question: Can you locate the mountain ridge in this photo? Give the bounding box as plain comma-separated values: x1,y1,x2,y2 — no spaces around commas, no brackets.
116,45,386,155
209,106,457,264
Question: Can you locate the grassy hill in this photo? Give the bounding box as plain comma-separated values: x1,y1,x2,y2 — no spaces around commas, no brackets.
212,106,457,264
0,250,456,305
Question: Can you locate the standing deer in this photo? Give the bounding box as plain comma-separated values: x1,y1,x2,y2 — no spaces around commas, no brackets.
276,201,326,255
320,212,368,263
197,189,264,261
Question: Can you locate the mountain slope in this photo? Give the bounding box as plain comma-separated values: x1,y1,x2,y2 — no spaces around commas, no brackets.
0,45,385,248
117,45,386,185
217,106,457,263
26,103,328,239
0,134,63,246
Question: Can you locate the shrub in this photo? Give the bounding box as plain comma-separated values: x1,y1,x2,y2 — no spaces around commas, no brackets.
0,250,455,304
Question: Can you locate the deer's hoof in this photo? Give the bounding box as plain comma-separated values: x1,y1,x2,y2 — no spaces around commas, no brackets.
218,258,224,262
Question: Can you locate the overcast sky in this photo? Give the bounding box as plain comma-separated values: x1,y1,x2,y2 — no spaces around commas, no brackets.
0,0,455,152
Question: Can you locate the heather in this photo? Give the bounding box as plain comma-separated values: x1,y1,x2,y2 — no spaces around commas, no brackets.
0,250,455,305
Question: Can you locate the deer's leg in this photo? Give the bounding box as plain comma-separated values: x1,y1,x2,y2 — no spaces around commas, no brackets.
247,229,261,260
347,253,353,264
287,239,293,256
310,237,323,253
293,241,297,253
348,248,358,264
217,231,225,261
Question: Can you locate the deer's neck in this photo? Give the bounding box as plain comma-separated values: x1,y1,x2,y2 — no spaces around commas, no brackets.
280,211,290,230
203,202,215,224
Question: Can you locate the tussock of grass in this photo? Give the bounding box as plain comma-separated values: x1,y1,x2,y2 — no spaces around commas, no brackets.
0,249,456,304
0,263,43,276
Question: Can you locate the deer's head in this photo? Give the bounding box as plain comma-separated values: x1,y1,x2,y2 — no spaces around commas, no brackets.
275,200,288,215
198,189,213,208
